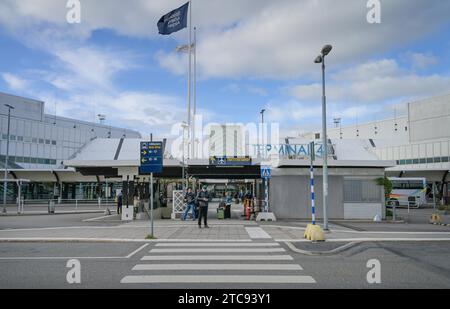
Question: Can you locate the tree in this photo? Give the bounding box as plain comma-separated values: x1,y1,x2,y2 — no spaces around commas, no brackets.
376,177,392,201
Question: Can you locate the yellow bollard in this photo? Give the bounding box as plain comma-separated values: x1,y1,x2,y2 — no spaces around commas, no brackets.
309,225,325,242
430,214,442,224
304,224,312,239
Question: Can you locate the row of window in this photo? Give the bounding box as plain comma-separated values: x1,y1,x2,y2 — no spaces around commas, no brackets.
1,134,57,146
344,179,381,203
0,155,57,165
396,156,450,165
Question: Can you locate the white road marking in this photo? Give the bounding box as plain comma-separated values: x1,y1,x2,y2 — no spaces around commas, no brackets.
121,275,316,284
245,227,272,239
82,214,118,222
141,255,293,261
155,242,279,247
132,264,303,271
149,248,285,253
126,243,149,258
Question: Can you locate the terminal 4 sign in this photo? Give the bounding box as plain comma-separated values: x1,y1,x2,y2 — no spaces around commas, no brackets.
209,156,252,166
139,141,163,174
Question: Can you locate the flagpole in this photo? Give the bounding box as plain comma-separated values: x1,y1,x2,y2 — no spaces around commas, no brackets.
187,0,193,160
193,26,197,158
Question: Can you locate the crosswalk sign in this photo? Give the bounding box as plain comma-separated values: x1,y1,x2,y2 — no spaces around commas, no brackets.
261,166,271,179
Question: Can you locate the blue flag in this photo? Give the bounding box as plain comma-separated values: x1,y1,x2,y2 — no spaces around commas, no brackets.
157,2,189,35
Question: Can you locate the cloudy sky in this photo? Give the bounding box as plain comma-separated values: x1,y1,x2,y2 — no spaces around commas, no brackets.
0,0,449,138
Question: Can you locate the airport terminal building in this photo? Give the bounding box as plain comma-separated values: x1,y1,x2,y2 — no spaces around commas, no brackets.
0,92,141,201
306,93,450,201
1,91,449,219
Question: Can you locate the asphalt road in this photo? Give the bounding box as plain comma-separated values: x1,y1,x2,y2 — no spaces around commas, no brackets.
1,241,449,289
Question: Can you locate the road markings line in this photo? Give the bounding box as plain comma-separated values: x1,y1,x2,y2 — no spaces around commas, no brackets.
126,243,149,258
149,248,285,253
132,264,303,271
83,214,118,222
120,275,316,284
141,255,293,261
155,243,279,247
245,227,272,239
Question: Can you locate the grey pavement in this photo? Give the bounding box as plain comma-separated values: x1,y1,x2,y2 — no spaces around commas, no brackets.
1,241,449,288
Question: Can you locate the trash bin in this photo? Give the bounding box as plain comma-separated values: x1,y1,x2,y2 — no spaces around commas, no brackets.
48,200,55,214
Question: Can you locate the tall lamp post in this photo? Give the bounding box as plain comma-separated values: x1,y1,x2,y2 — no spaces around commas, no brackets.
3,104,15,213
260,109,266,159
314,44,333,231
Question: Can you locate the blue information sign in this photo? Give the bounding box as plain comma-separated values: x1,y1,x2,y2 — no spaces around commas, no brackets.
139,142,163,174
261,166,271,179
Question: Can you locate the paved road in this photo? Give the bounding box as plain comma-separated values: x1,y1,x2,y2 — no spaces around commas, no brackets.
1,241,449,289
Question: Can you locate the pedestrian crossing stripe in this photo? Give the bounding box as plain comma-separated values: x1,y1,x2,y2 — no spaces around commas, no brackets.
120,241,316,285
121,275,316,284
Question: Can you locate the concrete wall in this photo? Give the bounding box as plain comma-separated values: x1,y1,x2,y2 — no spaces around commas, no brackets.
344,203,382,220
409,94,450,143
270,174,344,219
270,167,386,220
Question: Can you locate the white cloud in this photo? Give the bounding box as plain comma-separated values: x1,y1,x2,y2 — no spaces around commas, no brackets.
288,58,450,103
1,0,449,80
1,73,30,90
408,52,438,70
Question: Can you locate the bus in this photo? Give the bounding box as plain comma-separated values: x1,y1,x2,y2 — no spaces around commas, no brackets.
388,177,427,208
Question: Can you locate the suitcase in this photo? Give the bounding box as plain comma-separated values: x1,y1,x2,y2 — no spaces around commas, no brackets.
217,208,225,219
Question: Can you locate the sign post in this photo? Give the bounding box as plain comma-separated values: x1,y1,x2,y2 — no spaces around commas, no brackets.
140,142,163,238
256,166,276,222
261,166,271,212
309,142,316,225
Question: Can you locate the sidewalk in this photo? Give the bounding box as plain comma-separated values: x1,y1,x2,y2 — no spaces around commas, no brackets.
1,217,450,243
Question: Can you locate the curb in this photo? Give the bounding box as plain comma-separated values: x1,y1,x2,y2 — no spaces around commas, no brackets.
0,211,106,217
431,222,450,227
0,238,253,243
284,241,359,256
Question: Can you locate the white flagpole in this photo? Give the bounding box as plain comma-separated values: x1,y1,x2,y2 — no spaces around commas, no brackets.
187,0,193,160
193,26,197,158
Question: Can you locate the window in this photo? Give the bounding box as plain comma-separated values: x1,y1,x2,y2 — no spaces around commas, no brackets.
17,136,24,142
442,157,449,163
426,158,433,163
39,139,44,144
32,138,38,143
344,179,381,203
10,135,16,141
45,139,51,145
31,158,37,164
210,130,215,137
52,140,57,145
1,134,7,140
315,133,320,139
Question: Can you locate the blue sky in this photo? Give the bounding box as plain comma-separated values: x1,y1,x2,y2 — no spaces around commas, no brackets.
0,0,449,139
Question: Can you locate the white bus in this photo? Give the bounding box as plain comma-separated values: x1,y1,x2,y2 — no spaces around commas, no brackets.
388,177,427,208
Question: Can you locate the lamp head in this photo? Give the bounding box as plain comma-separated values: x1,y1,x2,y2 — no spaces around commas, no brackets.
314,55,323,64
321,44,333,56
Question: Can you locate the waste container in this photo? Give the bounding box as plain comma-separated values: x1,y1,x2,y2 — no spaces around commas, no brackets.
48,200,55,214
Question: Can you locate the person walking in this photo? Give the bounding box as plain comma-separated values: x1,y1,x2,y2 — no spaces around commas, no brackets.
225,192,232,219
196,185,210,228
183,187,196,221
117,190,123,215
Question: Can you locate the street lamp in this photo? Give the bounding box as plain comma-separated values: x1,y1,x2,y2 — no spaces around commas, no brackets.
3,104,15,213
260,109,266,159
314,44,333,231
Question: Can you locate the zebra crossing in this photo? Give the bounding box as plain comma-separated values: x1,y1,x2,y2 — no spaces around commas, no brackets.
120,241,316,285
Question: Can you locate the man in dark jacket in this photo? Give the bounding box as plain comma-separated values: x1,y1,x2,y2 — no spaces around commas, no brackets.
183,188,196,221
196,185,210,228
117,190,123,215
